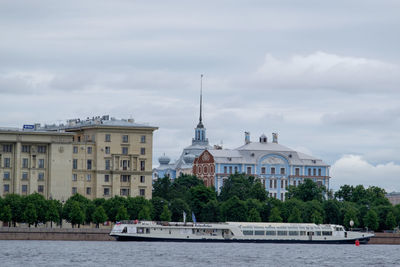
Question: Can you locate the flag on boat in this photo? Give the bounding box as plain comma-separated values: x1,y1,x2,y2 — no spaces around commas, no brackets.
192,212,197,223
183,211,187,223
116,221,121,225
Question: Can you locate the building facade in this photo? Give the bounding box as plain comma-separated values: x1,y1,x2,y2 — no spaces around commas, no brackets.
0,115,157,201
193,132,331,201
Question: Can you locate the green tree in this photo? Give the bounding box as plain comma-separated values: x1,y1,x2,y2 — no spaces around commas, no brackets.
3,194,23,226
288,207,302,223
219,174,266,202
138,206,151,220
364,210,379,231
322,200,341,224
69,201,85,228
281,198,304,222
221,196,248,222
190,185,216,221
248,208,261,222
151,197,167,221
343,207,359,229
103,196,127,222
85,202,96,225
287,179,326,202
23,203,37,227
385,212,397,230
24,193,48,226
152,176,172,200
310,210,323,224
115,206,129,221
202,200,220,222
1,205,12,227
169,198,190,222
303,200,324,223
92,206,108,228
269,207,282,222
126,197,152,220
47,200,60,228
160,205,172,221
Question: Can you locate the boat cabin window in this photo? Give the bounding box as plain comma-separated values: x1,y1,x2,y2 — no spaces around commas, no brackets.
266,230,276,236
137,228,144,234
146,228,150,234
255,230,265,236
289,231,299,236
315,231,321,236
277,231,287,236
322,231,332,236
242,229,254,236
300,231,306,236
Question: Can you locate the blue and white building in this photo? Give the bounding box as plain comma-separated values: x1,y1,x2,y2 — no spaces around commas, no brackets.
194,132,331,200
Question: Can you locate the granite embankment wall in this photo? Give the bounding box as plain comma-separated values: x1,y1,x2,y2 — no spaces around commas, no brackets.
0,228,115,241
369,233,400,245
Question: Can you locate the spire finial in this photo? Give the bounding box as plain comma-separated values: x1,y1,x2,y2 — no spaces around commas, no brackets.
199,74,203,124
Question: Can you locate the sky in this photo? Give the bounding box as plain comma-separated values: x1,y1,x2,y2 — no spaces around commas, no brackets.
0,0,399,192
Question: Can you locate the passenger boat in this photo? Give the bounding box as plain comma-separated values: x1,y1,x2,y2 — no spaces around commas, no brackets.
110,221,374,244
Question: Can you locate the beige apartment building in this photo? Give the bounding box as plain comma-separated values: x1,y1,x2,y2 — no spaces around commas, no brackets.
0,115,158,201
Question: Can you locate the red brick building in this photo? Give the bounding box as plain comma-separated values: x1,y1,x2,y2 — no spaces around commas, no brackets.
193,150,215,187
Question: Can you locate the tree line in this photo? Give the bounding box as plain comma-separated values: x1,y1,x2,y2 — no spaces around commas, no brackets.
1,174,399,231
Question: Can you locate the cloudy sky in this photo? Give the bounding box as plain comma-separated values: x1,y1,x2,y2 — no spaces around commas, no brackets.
1,0,399,192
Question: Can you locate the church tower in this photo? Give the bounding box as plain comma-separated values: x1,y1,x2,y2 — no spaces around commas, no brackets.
192,74,209,146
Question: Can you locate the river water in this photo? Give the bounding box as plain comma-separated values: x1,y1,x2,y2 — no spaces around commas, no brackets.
1,241,399,266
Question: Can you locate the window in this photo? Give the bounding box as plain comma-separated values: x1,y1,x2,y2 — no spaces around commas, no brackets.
72,187,77,194
4,172,10,180
122,147,128,155
86,187,91,195
234,166,238,173
139,189,145,196
105,134,111,142
140,160,145,171
140,147,145,155
313,169,316,176
121,160,129,170
224,166,227,173
308,169,311,176
3,144,12,153
4,184,9,193
38,159,45,168
140,176,145,183
105,159,110,170
318,169,322,176
104,188,110,196
73,159,78,169
247,167,251,175
281,193,284,200
269,179,273,188
77,136,81,142
295,168,300,176
104,174,110,182
229,166,232,174
4,158,10,168
120,188,130,196
274,179,277,189
121,175,130,182
22,145,30,153
285,180,288,188
86,174,91,181
140,135,146,143
38,185,44,193
87,147,92,154
72,174,77,181
271,167,275,175
87,160,92,170
38,173,44,181
281,180,284,188
22,172,28,180
261,167,266,174
122,135,129,143
73,146,78,154
37,146,46,153
105,146,110,154
294,180,297,186
22,185,28,193
22,158,29,168
280,168,285,175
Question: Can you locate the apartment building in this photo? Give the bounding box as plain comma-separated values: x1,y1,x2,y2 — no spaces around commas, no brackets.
0,115,157,200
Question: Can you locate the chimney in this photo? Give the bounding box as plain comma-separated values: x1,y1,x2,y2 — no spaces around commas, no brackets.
245,132,251,144
272,133,278,143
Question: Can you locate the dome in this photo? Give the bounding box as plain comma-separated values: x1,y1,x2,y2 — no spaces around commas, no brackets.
158,154,171,165
183,153,196,164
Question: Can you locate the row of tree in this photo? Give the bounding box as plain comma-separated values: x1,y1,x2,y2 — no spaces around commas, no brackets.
1,174,399,231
